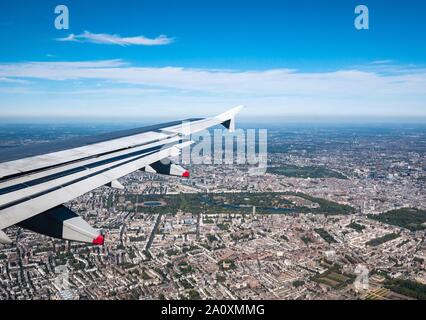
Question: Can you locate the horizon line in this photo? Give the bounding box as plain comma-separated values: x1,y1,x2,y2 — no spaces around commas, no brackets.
1,115,426,125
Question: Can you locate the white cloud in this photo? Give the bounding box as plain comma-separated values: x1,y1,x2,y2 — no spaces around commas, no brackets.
0,77,29,84
0,60,425,117
1,60,425,96
56,31,173,46
370,60,393,65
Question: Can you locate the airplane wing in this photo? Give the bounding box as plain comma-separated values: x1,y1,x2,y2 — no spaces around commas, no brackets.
0,106,243,245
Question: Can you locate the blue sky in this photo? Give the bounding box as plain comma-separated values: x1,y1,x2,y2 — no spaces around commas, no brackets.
0,0,426,121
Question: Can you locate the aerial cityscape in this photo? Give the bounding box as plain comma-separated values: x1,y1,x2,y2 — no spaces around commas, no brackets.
1,0,426,304
0,123,425,300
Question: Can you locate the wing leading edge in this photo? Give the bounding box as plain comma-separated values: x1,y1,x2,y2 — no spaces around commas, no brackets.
0,106,243,245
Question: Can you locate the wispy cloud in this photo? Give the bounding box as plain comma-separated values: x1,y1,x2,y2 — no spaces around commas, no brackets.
56,31,174,46
0,77,29,84
371,60,393,65
1,60,425,96
0,60,425,117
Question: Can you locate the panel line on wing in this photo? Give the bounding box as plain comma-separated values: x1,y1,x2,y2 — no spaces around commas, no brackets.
0,140,180,197
0,141,192,229
0,149,159,211
0,132,181,181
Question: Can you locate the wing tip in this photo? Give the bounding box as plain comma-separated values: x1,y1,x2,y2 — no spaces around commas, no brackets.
218,105,244,118
217,105,244,132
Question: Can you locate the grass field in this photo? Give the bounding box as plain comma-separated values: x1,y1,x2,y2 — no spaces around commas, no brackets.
368,208,426,231
268,165,347,179
114,191,355,216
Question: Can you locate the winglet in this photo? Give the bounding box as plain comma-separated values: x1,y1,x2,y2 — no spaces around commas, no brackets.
215,105,244,133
